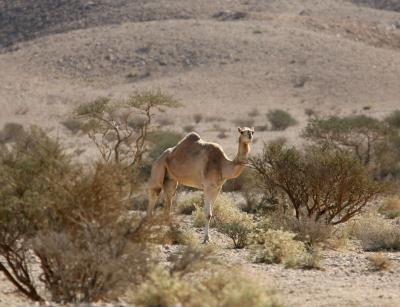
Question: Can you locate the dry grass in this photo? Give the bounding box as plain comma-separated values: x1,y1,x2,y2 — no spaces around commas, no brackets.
176,192,203,215
367,253,393,271
351,214,400,251
379,196,400,219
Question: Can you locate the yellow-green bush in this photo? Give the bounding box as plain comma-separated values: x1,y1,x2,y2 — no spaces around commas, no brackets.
192,194,238,228
132,266,280,307
350,214,400,251
379,196,400,219
216,212,255,248
251,229,316,268
192,194,255,248
176,192,203,215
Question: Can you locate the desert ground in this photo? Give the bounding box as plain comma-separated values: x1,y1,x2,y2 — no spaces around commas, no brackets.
1,0,400,306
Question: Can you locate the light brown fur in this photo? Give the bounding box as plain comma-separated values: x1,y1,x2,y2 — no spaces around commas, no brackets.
147,127,254,243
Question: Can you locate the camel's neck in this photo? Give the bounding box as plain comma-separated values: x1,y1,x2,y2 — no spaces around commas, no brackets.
223,141,250,180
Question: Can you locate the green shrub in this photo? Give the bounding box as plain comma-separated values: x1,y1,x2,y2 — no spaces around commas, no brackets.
0,122,26,143
351,214,400,251
216,212,255,248
266,110,297,131
61,118,83,134
147,130,183,160
385,110,400,129
303,115,400,179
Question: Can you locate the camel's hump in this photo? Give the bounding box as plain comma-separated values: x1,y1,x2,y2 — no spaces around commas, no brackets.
182,132,201,143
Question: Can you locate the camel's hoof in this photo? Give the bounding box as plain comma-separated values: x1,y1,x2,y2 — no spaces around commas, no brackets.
202,237,211,244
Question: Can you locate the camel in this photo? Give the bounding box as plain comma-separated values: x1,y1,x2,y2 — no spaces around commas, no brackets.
147,126,254,243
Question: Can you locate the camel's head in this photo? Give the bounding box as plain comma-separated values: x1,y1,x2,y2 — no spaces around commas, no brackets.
238,127,254,144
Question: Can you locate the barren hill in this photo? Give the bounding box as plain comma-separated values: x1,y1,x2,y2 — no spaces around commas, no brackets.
1,0,400,155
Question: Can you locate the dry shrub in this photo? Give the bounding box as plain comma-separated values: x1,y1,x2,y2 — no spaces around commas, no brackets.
163,224,198,246
351,214,400,251
266,109,297,131
251,229,309,268
269,213,334,245
132,266,279,307
379,196,400,219
367,253,393,271
193,113,203,123
0,127,156,303
192,194,255,248
176,192,202,215
250,143,386,225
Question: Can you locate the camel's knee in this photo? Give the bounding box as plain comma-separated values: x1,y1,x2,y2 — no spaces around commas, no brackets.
163,179,177,198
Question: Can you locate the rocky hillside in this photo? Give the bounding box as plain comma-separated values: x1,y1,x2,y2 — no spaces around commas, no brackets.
0,0,400,154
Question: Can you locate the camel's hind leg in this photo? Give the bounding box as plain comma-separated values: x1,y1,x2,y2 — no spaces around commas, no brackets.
147,158,167,216
163,177,178,222
203,186,221,243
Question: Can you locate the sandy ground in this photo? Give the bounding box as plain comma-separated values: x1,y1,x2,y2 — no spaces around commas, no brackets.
1,0,400,305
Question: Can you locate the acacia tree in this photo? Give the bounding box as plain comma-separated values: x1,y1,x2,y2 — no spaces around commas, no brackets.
76,90,181,171
303,115,400,178
250,143,386,225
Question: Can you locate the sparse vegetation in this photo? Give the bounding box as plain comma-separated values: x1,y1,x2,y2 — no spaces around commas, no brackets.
0,122,26,143
193,113,203,123
176,192,203,215
367,253,393,271
158,116,174,126
232,118,255,128
61,118,82,134
0,127,157,303
385,110,400,129
379,196,400,219
251,229,319,269
147,130,183,160
266,110,297,131
303,115,400,179
248,108,260,117
76,90,181,169
192,193,255,248
183,124,195,133
132,265,279,307
250,143,386,225
351,214,400,251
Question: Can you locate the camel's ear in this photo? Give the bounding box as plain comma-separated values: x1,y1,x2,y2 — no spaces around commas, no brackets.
238,127,243,133
250,127,255,132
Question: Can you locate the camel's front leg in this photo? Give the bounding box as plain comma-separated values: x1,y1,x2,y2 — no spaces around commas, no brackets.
203,186,221,243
